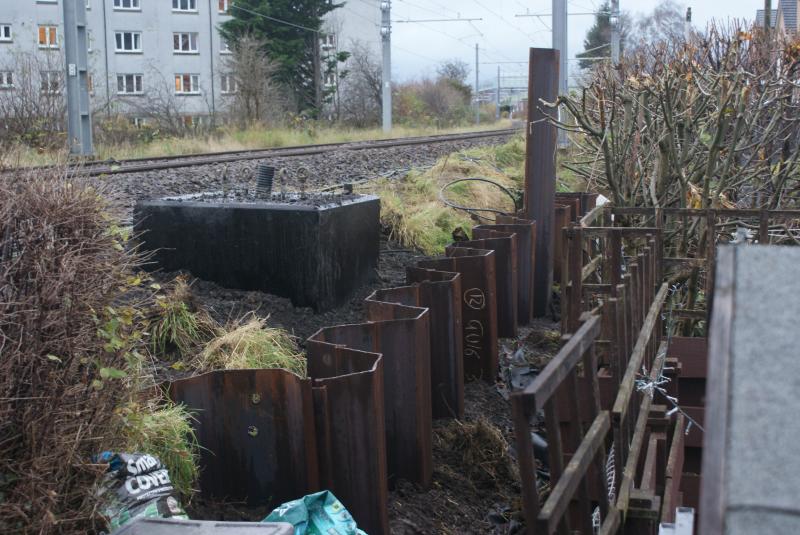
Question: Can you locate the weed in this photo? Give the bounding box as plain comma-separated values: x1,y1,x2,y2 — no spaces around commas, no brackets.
196,317,307,377
117,401,199,498
149,278,219,359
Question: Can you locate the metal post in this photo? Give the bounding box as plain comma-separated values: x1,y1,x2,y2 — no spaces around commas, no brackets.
475,43,480,125
62,0,93,156
552,0,567,146
381,1,392,133
686,7,693,40
765,0,772,33
611,0,620,65
525,48,559,317
495,66,500,122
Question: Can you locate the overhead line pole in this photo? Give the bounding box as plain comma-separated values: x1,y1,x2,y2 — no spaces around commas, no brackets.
475,43,480,125
381,1,392,133
496,66,501,121
610,0,620,65
62,0,93,156
552,0,568,146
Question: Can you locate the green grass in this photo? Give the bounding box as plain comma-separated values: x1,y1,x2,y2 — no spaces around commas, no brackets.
149,278,219,359
195,318,307,377
117,401,200,498
2,120,514,168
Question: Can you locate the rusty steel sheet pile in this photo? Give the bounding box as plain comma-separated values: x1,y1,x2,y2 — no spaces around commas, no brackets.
454,229,519,338
418,247,499,382
169,370,319,507
305,339,389,535
317,301,433,489
484,216,537,326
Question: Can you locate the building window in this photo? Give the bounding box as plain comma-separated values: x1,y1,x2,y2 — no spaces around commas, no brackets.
220,74,236,94
38,26,58,49
87,74,94,94
113,0,140,10
40,71,60,94
115,31,142,52
130,117,147,127
0,72,13,89
220,38,232,54
0,24,12,42
87,29,93,51
172,0,197,12
321,33,335,51
173,32,198,53
117,73,143,94
174,73,199,94
218,0,229,13
324,72,336,87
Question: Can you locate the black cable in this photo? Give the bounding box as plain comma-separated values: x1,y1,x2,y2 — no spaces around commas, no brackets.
439,177,520,221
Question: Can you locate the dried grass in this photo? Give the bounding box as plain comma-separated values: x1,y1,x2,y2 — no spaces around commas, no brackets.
149,276,219,359
195,317,306,377
434,418,519,490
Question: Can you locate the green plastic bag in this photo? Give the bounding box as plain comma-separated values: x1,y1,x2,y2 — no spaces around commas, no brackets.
263,491,367,535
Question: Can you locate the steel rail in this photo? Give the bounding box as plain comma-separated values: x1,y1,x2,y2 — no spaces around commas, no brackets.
30,128,520,177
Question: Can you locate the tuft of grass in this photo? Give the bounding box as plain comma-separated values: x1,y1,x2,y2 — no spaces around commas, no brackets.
117,401,200,498
195,317,307,377
149,277,219,359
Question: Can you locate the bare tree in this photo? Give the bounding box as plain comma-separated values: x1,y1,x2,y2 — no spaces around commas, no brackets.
221,35,286,127
633,0,686,45
337,40,382,127
0,49,66,148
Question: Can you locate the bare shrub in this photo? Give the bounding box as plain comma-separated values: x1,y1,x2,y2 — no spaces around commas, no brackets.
337,40,382,127
222,35,288,127
0,171,140,533
394,78,471,127
0,49,66,149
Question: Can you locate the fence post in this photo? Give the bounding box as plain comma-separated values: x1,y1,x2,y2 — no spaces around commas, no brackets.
524,48,559,317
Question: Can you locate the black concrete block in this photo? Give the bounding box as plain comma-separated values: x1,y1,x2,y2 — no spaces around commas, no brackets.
134,193,380,312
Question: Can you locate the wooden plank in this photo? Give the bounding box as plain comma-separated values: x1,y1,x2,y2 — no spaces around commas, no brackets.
511,392,541,528
580,203,607,227
538,412,612,534
521,316,602,410
598,508,621,535
612,284,669,424
582,254,604,282
640,434,660,491
673,309,707,320
661,415,686,524
525,48,559,317
616,351,666,515
582,226,660,238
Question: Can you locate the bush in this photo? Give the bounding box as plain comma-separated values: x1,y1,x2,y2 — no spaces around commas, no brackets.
0,172,139,533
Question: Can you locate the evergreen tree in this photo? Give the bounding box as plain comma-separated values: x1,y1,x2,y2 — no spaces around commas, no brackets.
577,1,612,70
220,0,344,114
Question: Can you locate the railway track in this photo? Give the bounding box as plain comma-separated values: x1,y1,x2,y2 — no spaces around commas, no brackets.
43,127,519,177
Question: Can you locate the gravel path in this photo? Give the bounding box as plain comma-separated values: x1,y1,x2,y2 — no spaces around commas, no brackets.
92,133,516,222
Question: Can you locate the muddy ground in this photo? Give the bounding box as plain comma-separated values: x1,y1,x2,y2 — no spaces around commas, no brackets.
172,240,560,534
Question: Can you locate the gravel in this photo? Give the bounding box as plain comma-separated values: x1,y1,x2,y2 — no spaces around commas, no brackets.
91,133,516,222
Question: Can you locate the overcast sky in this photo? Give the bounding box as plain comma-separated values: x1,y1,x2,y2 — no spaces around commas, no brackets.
364,0,761,85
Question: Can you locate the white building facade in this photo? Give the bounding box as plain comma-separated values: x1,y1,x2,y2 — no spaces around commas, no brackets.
0,0,380,123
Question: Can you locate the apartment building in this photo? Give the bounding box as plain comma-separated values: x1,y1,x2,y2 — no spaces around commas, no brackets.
757,1,798,36
0,0,380,122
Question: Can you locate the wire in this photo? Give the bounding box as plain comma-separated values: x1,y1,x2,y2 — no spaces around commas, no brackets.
470,0,537,40
439,177,520,220
230,3,321,33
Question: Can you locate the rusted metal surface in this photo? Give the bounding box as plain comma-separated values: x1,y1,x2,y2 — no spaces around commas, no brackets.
305,340,389,535
525,48,559,317
494,216,537,326
419,247,499,382
311,302,433,490
169,370,319,507
452,230,518,338
555,192,598,219
553,205,571,284
406,267,465,419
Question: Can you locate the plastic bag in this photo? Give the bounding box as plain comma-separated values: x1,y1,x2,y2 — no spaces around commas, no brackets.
95,452,188,532
263,490,367,535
